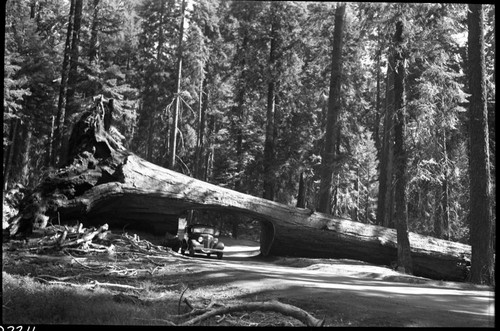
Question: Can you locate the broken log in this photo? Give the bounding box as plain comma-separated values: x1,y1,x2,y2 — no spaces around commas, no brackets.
181,300,324,327
6,96,471,281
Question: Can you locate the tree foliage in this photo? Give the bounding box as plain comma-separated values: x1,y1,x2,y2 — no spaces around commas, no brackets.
3,1,495,279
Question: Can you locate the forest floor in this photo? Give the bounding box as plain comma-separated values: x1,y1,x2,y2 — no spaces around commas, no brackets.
1,228,495,327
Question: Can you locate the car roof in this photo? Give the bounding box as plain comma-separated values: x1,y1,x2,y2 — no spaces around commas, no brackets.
187,224,216,228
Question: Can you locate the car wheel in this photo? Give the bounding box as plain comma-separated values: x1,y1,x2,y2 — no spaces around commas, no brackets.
181,248,185,255
207,253,211,258
189,247,195,257
217,252,223,260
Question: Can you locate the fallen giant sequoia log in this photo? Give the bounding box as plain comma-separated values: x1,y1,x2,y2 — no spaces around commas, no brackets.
7,96,471,281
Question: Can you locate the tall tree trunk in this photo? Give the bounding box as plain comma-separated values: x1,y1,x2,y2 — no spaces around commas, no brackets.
204,114,216,182
467,4,493,285
46,115,55,167
317,3,346,213
169,0,186,170
433,129,449,240
296,172,306,208
159,0,170,167
234,117,243,190
88,0,100,65
434,187,443,238
262,80,276,200
157,0,165,64
19,124,33,187
376,54,395,227
393,20,412,274
233,35,248,191
205,146,214,182
365,166,370,223
35,0,42,25
60,0,83,166
195,72,209,180
146,116,154,161
373,48,382,158
67,0,83,104
30,0,36,19
3,116,20,191
194,77,204,177
352,168,359,222
159,110,170,168
263,3,280,201
52,0,75,167
441,129,450,240
332,173,340,216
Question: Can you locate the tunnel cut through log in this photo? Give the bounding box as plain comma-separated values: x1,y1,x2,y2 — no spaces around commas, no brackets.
7,96,471,282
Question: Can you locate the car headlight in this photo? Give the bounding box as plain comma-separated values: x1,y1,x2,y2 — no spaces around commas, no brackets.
214,238,218,243
198,236,203,243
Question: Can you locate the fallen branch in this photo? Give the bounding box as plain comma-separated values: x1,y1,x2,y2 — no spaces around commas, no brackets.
60,224,109,248
64,247,109,254
37,274,80,281
145,257,165,266
34,279,86,288
166,307,212,323
89,242,115,251
178,285,189,315
89,280,143,291
23,254,74,261
64,252,107,271
181,300,324,327
148,266,161,276
216,314,226,324
58,230,68,245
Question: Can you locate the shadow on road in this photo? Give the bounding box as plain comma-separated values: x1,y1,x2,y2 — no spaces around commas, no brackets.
177,254,494,327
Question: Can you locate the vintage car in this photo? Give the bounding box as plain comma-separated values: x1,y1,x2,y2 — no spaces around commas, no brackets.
181,224,225,259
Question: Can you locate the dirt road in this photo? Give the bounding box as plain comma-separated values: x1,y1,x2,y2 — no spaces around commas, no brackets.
175,253,494,327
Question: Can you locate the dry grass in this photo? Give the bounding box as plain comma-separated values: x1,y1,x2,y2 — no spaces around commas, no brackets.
2,272,179,325
2,271,302,326
1,228,288,326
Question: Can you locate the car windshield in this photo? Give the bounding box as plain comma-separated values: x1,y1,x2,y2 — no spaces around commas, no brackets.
191,226,216,235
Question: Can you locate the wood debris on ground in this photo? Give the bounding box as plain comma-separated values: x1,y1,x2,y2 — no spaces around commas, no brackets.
2,222,324,327
4,222,180,258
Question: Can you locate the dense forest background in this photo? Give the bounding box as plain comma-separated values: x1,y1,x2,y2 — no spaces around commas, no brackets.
3,0,495,251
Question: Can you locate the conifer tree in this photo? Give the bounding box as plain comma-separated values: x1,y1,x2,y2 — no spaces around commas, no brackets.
467,3,493,285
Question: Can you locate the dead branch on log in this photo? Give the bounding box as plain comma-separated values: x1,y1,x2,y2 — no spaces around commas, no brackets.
181,300,324,327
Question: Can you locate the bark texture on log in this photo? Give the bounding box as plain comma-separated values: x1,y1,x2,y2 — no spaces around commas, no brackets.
7,96,471,282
